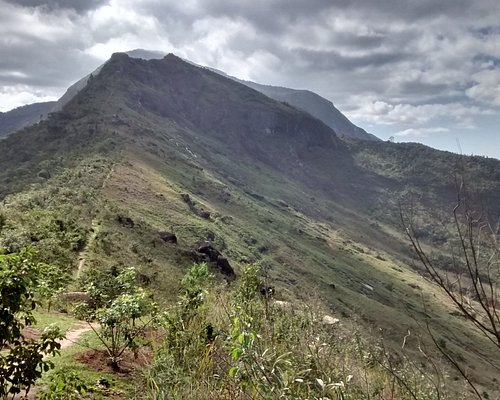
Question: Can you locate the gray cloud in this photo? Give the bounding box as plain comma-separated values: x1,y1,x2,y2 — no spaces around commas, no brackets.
1,0,500,157
4,0,108,13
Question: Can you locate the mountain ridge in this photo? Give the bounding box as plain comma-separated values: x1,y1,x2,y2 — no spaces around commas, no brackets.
0,50,377,142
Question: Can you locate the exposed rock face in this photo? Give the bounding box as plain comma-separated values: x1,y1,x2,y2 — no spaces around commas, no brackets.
196,241,221,261
216,256,235,277
159,231,177,244
195,241,235,277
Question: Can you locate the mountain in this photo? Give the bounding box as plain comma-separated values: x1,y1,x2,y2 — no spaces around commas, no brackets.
51,49,165,114
236,80,378,140
0,50,376,142
0,101,56,138
0,50,165,138
200,64,377,140
1,53,499,394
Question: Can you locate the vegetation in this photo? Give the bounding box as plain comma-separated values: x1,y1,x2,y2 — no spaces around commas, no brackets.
0,249,64,398
142,263,454,399
0,53,500,397
402,177,500,398
76,267,157,371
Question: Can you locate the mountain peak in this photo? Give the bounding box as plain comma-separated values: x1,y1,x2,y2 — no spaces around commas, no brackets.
109,52,130,61
163,53,182,61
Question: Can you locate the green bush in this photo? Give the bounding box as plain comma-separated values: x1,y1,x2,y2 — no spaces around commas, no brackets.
141,263,450,400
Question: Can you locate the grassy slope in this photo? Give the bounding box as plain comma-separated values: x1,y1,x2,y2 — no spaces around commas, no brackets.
96,143,499,392
0,53,499,394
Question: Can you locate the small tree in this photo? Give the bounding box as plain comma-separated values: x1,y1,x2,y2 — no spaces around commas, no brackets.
76,267,156,371
401,177,499,397
0,249,63,398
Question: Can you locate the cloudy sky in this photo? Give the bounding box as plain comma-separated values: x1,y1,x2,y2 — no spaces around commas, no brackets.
2,0,500,159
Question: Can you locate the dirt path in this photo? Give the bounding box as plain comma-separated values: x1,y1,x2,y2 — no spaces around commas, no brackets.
19,323,98,399
58,323,96,350
75,164,115,278
76,219,100,278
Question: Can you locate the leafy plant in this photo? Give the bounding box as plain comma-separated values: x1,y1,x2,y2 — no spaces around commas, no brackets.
40,370,94,400
76,267,156,371
0,249,64,399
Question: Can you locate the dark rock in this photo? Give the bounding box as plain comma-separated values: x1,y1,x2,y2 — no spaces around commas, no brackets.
159,231,177,244
97,377,110,388
117,215,134,228
206,231,215,241
259,285,275,298
216,256,235,277
198,210,211,219
190,250,207,263
197,241,221,261
137,273,151,285
180,193,192,203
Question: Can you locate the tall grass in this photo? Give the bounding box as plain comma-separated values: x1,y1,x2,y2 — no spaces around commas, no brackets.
140,264,457,400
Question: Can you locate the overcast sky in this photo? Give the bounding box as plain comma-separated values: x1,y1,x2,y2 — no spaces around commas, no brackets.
1,0,500,159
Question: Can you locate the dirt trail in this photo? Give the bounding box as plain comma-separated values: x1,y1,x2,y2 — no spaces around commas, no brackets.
19,323,98,399
58,323,96,350
76,219,100,278
75,165,115,278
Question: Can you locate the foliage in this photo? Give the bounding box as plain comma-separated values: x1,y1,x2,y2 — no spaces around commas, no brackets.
76,267,156,371
142,262,451,399
37,262,72,310
402,178,500,398
39,370,95,400
144,263,213,388
0,249,64,398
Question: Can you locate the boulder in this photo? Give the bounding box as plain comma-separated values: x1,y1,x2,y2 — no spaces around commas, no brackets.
216,256,235,277
273,300,294,312
196,242,221,262
159,231,177,244
198,210,211,219
180,193,192,203
322,315,340,325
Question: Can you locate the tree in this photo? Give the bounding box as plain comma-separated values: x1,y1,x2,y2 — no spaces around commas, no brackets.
76,267,156,371
401,177,499,398
0,249,63,398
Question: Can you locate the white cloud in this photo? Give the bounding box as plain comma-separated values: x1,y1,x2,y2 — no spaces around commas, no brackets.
347,99,494,127
1,0,500,159
466,68,500,108
395,127,449,137
0,85,58,111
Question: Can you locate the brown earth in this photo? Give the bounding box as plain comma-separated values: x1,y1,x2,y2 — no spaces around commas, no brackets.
76,347,153,375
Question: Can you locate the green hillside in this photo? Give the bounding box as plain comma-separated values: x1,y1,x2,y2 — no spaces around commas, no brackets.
1,53,499,398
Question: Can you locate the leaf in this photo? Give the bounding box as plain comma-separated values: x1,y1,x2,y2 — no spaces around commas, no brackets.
229,366,239,378
231,347,243,360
